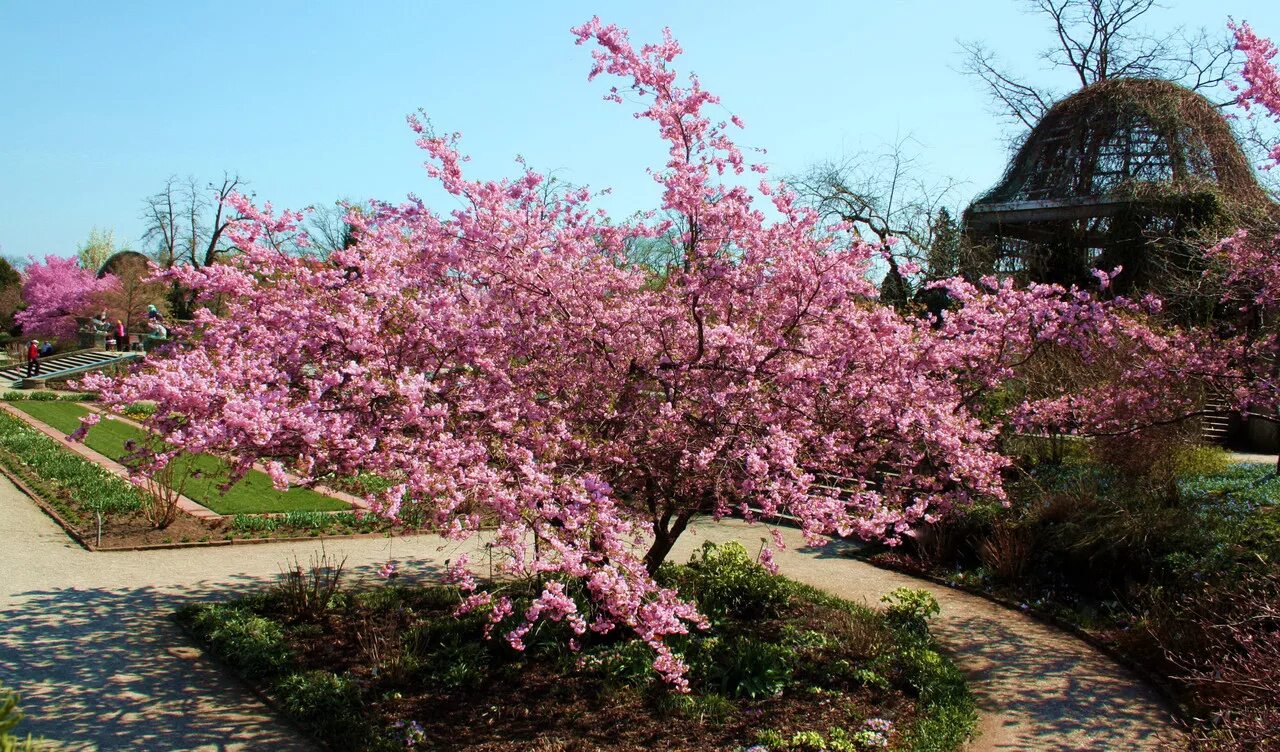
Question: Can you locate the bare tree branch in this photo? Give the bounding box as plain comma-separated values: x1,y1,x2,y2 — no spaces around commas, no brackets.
958,0,1241,138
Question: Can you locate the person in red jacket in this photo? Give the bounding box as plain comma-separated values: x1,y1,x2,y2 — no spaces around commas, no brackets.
115,320,127,351
25,340,40,378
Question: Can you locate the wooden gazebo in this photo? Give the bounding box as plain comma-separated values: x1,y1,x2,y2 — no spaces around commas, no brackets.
963,78,1273,320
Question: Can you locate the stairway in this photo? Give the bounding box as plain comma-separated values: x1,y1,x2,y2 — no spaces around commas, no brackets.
0,349,140,389
1200,396,1232,445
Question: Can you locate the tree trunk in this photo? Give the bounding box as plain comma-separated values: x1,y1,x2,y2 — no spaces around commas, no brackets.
643,510,691,575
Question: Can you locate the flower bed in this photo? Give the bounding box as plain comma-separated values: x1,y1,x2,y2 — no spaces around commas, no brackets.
178,542,975,752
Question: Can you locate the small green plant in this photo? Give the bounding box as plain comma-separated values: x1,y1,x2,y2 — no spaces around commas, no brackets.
0,684,49,752
276,548,346,621
882,588,940,638
122,401,157,418
274,671,363,745
671,541,795,621
657,691,734,723
584,637,654,687
232,514,281,533
180,604,293,678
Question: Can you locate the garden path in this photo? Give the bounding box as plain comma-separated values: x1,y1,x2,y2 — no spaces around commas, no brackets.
0,476,1180,751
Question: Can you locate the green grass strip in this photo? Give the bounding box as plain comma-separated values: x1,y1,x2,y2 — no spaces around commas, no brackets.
11,401,347,515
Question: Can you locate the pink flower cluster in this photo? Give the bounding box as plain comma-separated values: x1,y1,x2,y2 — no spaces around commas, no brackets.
17,255,120,341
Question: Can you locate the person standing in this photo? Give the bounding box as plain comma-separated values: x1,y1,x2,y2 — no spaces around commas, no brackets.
115,320,127,351
25,340,40,378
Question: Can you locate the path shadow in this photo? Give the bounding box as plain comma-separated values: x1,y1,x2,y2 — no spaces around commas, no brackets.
0,559,448,751
936,613,1179,751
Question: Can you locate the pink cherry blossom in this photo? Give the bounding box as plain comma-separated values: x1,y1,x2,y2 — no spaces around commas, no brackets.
17,255,119,341
82,17,1269,682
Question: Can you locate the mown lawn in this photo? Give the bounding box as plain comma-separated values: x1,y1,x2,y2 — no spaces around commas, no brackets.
12,400,348,514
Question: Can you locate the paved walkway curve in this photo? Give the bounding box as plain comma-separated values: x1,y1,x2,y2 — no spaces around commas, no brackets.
0,476,1180,751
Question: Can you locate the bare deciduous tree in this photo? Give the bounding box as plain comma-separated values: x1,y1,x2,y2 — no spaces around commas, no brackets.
959,0,1239,133
302,200,367,259
790,137,964,306
140,173,245,317
141,173,244,269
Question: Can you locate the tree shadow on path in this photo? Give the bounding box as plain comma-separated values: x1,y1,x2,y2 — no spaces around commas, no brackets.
941,613,1180,751
0,560,447,751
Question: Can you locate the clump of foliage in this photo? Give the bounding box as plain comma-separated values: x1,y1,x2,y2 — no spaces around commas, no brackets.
1167,572,1280,751
229,511,384,536
0,684,52,752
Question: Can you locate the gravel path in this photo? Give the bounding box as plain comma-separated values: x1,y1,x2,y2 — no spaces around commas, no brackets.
0,476,1181,751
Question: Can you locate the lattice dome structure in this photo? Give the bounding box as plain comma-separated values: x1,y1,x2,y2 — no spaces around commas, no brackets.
963,78,1274,318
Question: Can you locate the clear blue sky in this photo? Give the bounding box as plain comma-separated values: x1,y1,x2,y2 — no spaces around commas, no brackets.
2,0,1277,258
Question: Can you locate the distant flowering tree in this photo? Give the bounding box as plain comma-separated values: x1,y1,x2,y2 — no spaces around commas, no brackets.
16,255,119,341
1208,21,1280,454
81,19,1207,683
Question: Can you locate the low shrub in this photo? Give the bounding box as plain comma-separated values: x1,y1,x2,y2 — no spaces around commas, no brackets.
276,549,346,621
274,670,364,746
180,603,293,678
694,634,793,699
0,690,17,738
1162,573,1280,752
977,523,1034,584
0,684,51,752
881,588,940,639
896,642,977,752
664,540,796,621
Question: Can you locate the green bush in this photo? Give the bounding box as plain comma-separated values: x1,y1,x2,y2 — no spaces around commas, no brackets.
274,671,364,745
897,643,978,752
695,634,792,699
404,612,496,692
181,604,293,679
666,541,795,621
882,588,940,639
